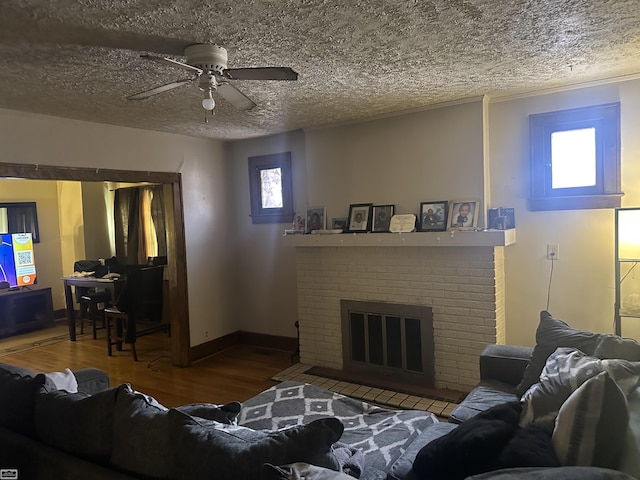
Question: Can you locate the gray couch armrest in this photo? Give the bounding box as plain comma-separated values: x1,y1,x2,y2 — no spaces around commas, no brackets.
479,344,533,387
73,368,110,395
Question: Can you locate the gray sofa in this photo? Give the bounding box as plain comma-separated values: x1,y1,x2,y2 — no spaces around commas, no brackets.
0,311,638,479
391,311,640,480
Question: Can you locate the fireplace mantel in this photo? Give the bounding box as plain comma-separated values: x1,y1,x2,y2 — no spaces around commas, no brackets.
284,228,515,248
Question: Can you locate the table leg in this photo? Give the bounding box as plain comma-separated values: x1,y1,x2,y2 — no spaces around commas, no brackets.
63,282,77,341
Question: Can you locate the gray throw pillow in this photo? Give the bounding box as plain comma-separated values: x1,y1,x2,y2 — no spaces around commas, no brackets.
520,347,640,426
0,370,51,437
34,385,121,463
109,384,174,479
552,371,629,469
517,311,602,396
593,334,640,361
168,408,344,480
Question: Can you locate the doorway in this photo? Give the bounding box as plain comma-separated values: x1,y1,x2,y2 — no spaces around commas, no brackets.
0,162,190,367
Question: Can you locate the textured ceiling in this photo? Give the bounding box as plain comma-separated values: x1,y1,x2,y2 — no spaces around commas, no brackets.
1,0,639,141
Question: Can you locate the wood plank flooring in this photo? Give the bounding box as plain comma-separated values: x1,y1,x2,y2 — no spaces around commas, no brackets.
0,325,293,407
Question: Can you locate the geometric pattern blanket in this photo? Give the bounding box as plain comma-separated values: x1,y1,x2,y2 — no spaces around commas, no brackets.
239,381,439,479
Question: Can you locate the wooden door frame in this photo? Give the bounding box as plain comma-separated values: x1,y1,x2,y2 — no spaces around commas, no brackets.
0,162,190,367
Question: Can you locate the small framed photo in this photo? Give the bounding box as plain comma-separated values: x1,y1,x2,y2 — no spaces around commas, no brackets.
419,201,449,232
346,203,372,233
372,205,395,232
305,207,326,233
332,217,347,230
449,200,480,230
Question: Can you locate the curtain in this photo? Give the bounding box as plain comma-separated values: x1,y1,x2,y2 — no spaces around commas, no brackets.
114,185,166,265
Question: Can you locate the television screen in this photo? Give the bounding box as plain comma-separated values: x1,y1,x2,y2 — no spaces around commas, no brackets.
0,233,36,287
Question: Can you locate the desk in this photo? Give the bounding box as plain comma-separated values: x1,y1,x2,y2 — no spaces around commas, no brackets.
62,276,125,341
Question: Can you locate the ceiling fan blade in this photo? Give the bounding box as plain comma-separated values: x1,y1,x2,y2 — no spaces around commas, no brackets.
127,78,194,100
217,83,257,111
140,54,203,74
222,67,298,81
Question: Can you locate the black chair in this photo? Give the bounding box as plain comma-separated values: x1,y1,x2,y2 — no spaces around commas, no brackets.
104,265,169,361
79,290,111,339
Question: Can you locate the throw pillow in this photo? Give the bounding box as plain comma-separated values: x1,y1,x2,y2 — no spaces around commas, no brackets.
412,402,521,480
175,401,241,424
168,408,344,480
517,311,602,396
520,347,640,426
617,386,640,478
494,420,559,469
552,370,629,469
593,334,640,361
0,370,51,437
44,368,78,393
34,385,121,464
109,384,174,479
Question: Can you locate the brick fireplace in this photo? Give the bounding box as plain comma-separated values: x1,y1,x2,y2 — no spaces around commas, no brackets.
286,231,513,392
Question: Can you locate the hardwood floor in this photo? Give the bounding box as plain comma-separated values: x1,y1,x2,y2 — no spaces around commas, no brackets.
0,326,294,407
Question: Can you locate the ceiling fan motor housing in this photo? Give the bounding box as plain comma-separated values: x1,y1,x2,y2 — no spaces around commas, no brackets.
185,44,228,75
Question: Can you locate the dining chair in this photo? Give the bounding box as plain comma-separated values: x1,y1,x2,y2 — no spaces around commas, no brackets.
79,290,111,339
104,265,169,361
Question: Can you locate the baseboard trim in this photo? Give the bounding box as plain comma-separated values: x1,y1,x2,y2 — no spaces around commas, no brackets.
238,331,297,353
190,331,296,363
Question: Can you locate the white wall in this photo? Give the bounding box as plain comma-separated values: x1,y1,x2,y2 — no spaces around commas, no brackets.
489,80,640,345
305,100,486,222
225,130,307,338
0,109,229,347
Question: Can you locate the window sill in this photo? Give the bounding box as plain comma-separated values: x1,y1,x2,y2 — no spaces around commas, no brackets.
528,194,623,211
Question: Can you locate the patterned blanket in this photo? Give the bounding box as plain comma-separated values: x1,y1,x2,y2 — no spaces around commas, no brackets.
239,381,439,479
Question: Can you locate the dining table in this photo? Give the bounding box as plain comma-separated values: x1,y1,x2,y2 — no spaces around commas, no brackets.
61,275,126,341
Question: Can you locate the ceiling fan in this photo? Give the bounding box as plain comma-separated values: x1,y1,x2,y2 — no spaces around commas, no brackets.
127,44,298,113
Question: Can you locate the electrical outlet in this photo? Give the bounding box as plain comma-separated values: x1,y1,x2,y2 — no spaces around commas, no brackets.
547,244,559,260
204,330,209,339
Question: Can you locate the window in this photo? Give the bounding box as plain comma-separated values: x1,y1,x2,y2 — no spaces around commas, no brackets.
248,152,294,224
529,102,621,211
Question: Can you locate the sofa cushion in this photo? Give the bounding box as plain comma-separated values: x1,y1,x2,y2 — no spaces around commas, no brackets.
0,369,52,437
168,408,344,480
520,347,640,425
109,384,174,479
0,361,39,377
34,385,121,464
387,422,458,480
517,311,602,396
449,381,519,424
465,466,639,479
552,371,628,470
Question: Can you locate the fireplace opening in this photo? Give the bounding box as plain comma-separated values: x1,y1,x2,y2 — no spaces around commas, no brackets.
341,300,434,388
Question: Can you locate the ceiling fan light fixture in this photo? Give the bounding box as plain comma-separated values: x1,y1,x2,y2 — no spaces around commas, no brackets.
202,89,215,111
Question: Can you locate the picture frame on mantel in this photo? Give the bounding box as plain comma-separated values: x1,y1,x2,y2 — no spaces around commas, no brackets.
419,201,448,232
371,205,395,232
448,200,480,231
332,217,348,230
346,203,372,233
305,207,326,233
